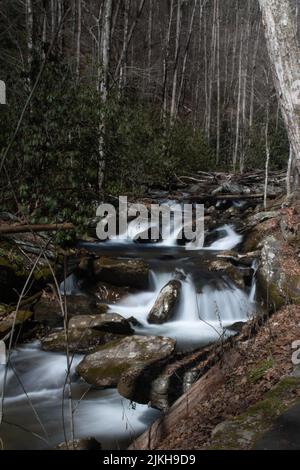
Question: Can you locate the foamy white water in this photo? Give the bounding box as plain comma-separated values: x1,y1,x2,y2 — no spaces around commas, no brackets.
109,269,254,350
0,343,159,449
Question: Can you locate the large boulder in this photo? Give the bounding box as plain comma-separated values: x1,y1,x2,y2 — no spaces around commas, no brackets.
41,328,121,353
69,313,133,335
41,313,129,353
147,280,181,324
243,216,280,252
34,296,108,327
76,335,176,388
257,235,300,310
208,260,248,290
93,257,149,289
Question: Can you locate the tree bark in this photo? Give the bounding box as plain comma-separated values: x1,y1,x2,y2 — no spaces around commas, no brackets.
170,0,182,123
25,0,34,88
98,0,113,194
75,0,82,82
259,0,300,191
0,223,74,235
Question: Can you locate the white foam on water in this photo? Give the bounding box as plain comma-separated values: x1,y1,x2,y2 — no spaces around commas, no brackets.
0,343,159,449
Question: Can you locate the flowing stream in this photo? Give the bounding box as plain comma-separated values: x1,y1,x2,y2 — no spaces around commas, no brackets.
0,209,256,449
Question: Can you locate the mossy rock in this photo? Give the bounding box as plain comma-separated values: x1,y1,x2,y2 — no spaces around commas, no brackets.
76,335,176,388
41,328,124,354
93,257,149,289
257,235,300,311
208,377,300,450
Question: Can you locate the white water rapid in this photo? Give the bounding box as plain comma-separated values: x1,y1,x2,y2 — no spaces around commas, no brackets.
0,208,257,450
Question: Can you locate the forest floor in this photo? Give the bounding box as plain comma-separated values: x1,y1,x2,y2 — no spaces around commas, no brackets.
157,303,300,449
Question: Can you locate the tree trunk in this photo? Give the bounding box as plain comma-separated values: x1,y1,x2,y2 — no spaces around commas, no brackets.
98,0,113,194
259,0,300,192
162,0,174,120
25,0,34,88
170,0,182,123
75,0,82,82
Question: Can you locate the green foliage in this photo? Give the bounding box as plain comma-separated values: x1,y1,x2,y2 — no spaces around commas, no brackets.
104,100,215,195
0,56,289,235
246,119,289,170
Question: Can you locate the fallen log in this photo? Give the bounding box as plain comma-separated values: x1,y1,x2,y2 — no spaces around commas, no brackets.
189,193,278,202
0,222,74,235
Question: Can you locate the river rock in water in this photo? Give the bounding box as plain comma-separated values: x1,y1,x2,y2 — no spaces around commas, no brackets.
89,281,130,303
41,328,121,353
69,313,134,335
93,257,149,289
76,335,176,388
34,296,108,326
41,314,127,353
147,280,181,324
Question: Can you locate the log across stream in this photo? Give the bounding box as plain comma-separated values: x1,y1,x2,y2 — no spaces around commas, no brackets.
0,207,258,449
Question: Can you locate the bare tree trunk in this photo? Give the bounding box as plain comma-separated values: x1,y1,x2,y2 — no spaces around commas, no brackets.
233,29,243,172
177,0,198,119
259,0,300,192
249,17,261,130
98,0,113,194
75,0,82,82
170,0,182,123
162,0,174,120
119,0,131,92
114,0,146,82
25,0,34,88
50,0,56,39
215,0,220,164
147,0,153,87
206,0,217,140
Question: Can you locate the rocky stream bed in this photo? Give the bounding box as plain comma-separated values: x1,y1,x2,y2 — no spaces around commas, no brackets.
1,173,300,450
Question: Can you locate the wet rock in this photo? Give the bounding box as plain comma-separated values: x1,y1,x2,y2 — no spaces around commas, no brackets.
41,326,121,353
0,309,33,336
90,281,129,303
34,296,108,327
147,280,181,324
127,316,143,327
208,260,246,289
76,335,175,388
69,313,134,335
55,438,102,450
93,257,149,289
226,321,247,333
118,347,210,410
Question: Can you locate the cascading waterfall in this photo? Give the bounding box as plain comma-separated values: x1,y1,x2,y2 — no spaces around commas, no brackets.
0,202,258,450
110,268,254,351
